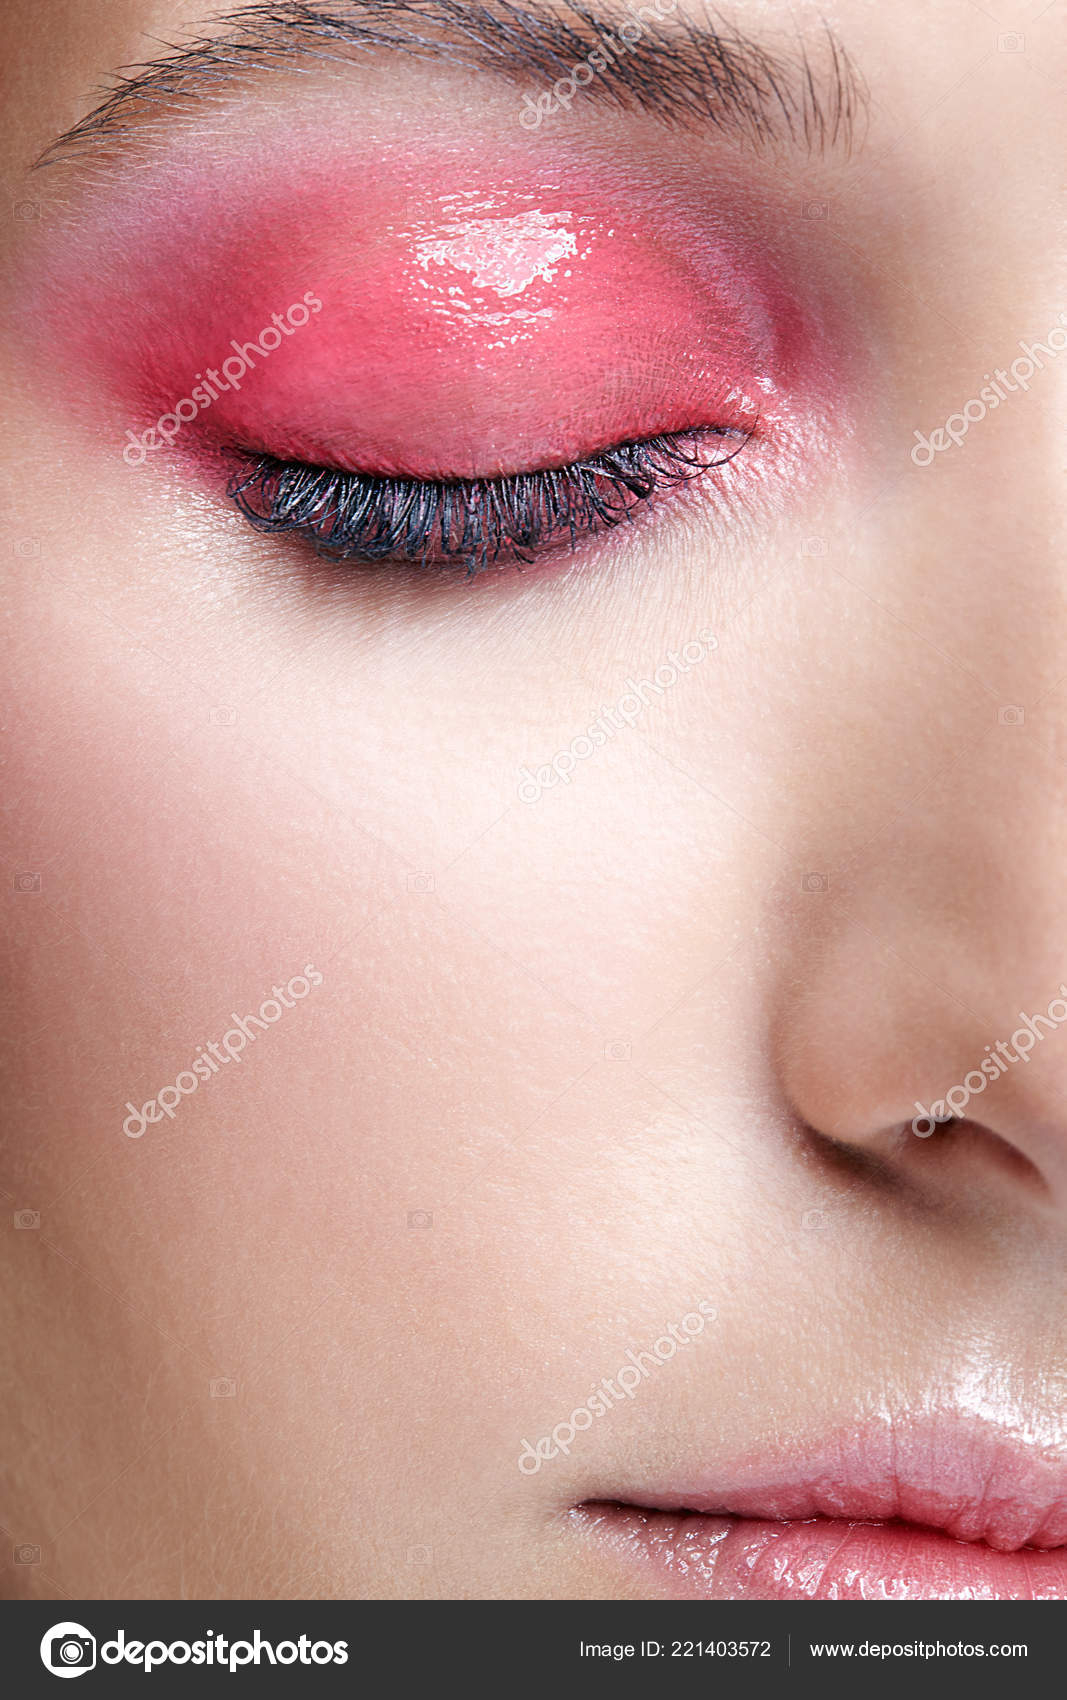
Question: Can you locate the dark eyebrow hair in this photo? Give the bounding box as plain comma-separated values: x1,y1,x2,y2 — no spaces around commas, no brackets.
36,0,867,169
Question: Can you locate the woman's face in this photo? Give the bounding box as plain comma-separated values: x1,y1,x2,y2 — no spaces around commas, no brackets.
3,0,1067,1602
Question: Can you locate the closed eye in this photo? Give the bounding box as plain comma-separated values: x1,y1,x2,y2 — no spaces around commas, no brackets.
226,426,751,576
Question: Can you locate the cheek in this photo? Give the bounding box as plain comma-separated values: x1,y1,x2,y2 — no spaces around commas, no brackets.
0,602,376,1167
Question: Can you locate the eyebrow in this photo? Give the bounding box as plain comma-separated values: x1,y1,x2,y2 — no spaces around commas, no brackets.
36,0,866,169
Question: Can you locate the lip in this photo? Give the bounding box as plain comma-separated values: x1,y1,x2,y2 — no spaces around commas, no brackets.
577,1505,1067,1599
574,1412,1067,1600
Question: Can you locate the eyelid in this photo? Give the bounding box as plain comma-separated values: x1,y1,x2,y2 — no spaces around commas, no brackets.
226,426,751,574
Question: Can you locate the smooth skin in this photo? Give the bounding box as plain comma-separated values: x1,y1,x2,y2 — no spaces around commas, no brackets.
1,0,1066,1599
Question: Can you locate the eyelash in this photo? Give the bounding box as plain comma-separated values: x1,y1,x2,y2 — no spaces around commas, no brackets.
226,427,750,574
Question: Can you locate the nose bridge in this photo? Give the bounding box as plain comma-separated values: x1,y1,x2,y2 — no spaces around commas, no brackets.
821,255,1067,902
882,708,1067,962
768,315,1067,1183
899,357,1067,697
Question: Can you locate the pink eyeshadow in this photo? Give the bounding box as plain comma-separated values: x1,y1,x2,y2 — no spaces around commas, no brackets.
33,141,838,479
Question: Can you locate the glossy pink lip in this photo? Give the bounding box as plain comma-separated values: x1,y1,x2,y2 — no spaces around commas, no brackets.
576,1412,1067,1599
578,1506,1067,1599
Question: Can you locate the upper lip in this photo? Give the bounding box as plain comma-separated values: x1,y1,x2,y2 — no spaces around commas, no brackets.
599,1410,1067,1552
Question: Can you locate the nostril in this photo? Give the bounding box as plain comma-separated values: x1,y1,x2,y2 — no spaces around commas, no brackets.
902,1115,1048,1192
794,1110,1050,1201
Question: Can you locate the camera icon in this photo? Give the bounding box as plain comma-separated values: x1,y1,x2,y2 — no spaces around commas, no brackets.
997,31,1025,52
209,706,237,726
407,1210,433,1229
13,201,41,220
209,1377,237,1397
14,538,41,557
997,705,1025,726
406,872,435,893
802,535,828,557
604,1041,632,1060
40,1622,96,1677
407,1545,432,1563
14,1209,40,1229
801,872,829,893
801,200,830,219
14,1543,41,1564
802,1208,827,1231
13,871,41,893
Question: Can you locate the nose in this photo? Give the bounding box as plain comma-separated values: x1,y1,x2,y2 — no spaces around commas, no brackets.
775,347,1067,1214
777,824,1067,1208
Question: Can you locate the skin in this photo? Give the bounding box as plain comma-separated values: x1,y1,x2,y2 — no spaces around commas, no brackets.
1,0,1066,1601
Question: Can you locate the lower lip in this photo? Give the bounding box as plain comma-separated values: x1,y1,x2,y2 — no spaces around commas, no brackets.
580,1505,1067,1600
